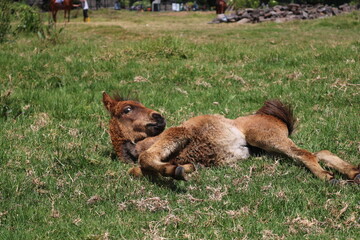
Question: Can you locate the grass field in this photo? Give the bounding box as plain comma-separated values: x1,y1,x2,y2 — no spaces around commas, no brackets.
1,9,360,239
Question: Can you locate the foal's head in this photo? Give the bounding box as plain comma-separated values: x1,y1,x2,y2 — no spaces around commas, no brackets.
102,92,166,143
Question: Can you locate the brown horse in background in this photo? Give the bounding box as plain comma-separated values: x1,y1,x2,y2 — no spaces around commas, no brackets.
50,0,74,22
102,92,360,184
216,0,227,14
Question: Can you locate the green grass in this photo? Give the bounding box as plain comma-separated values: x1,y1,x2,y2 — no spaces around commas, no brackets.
1,10,360,239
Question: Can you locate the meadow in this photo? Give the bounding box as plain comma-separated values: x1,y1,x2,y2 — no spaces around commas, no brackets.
0,9,360,239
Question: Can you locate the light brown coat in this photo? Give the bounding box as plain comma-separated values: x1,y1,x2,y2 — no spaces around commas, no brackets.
103,92,360,183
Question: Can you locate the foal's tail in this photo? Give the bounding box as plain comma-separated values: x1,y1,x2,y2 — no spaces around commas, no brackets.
256,100,296,136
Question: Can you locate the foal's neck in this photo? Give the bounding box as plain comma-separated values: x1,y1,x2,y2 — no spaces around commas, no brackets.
117,135,162,163
109,118,161,162
122,141,139,162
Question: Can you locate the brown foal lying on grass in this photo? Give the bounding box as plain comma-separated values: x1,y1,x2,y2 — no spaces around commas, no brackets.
102,92,360,184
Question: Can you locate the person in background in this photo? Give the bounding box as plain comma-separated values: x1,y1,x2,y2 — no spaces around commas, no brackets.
81,0,89,22
80,0,90,22
114,0,121,10
74,0,90,22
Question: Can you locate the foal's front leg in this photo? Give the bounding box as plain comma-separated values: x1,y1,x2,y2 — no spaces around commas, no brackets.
131,127,192,180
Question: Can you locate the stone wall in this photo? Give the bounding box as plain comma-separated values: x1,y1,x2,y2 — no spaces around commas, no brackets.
210,3,360,24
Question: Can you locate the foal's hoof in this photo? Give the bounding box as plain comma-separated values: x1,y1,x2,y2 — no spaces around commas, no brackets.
174,166,187,181
353,174,360,185
329,178,340,185
128,167,143,177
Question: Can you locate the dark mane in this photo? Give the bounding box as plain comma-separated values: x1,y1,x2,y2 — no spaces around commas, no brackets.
111,92,139,102
256,100,296,135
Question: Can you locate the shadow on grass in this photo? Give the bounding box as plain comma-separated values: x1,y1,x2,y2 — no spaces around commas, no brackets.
143,174,188,193
100,148,187,192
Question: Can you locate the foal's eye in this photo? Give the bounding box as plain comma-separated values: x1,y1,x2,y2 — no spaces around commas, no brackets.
123,106,132,114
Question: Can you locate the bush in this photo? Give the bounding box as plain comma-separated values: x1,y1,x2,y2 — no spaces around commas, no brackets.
268,0,278,7
11,2,42,33
350,0,360,5
231,0,260,9
131,1,151,10
37,18,64,45
0,0,11,43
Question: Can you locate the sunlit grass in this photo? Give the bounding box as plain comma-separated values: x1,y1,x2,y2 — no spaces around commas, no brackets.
0,10,359,239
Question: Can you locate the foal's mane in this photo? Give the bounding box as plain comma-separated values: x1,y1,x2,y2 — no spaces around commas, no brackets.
111,92,139,102
256,100,297,135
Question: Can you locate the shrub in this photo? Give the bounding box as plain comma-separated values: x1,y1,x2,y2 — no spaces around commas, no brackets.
268,0,278,7
0,0,11,43
37,18,64,45
350,0,360,5
132,1,151,10
11,2,42,33
231,0,260,9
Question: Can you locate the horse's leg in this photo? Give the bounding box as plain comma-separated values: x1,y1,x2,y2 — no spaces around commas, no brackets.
136,127,191,180
316,150,360,181
67,9,71,22
277,141,334,181
129,163,195,178
245,128,334,181
52,10,57,22
128,166,160,178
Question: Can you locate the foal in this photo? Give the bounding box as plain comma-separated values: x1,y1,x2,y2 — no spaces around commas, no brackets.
102,92,360,183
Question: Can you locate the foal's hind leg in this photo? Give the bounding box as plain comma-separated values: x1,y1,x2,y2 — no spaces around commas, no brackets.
280,142,334,181
316,150,360,181
247,133,334,180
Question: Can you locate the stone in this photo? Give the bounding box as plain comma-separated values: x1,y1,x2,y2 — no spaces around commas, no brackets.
236,10,244,15
251,9,260,22
237,18,251,24
274,7,282,13
264,12,273,18
212,3,359,25
217,14,228,22
301,10,309,19
332,7,339,15
288,3,300,9
226,14,240,22
339,4,351,12
269,11,278,16
275,18,287,23
241,12,251,19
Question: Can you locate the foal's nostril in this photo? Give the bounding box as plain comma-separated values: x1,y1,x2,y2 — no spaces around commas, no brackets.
152,113,164,122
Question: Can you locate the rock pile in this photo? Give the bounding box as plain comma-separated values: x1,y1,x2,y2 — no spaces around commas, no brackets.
210,3,360,24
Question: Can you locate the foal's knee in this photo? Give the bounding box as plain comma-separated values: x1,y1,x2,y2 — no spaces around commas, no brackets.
138,152,154,170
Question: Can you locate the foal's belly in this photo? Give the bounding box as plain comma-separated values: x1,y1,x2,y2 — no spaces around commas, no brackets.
216,124,250,164
172,117,250,166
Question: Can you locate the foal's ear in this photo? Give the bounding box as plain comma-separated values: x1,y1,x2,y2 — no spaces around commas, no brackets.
102,91,117,113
